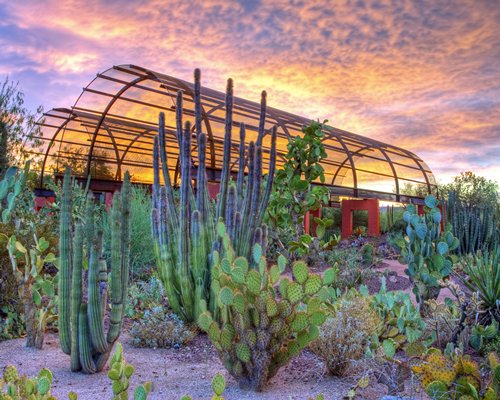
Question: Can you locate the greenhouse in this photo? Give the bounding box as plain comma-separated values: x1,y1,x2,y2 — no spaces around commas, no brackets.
36,64,436,203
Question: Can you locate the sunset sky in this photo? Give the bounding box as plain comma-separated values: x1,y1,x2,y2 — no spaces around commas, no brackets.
1,0,499,185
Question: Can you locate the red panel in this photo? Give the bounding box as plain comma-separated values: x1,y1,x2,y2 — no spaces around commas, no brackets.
34,196,55,211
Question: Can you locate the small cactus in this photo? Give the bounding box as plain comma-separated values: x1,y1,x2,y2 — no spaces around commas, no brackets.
107,343,152,400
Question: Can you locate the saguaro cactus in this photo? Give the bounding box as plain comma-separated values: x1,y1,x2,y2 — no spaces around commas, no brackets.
151,69,277,323
58,167,131,373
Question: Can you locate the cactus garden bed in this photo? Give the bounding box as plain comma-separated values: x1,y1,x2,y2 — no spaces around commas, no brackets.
0,332,400,399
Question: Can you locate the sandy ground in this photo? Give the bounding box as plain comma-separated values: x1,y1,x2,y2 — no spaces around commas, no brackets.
0,332,367,400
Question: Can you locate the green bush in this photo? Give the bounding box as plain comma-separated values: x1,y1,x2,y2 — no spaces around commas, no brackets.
126,276,167,319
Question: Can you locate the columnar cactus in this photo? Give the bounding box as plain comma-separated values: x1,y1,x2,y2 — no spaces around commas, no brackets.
197,222,336,391
400,195,459,312
58,167,131,373
447,191,498,255
151,69,277,323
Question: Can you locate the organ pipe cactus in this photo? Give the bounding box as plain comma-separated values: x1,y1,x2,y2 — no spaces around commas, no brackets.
198,222,336,391
400,195,459,313
151,69,277,323
58,167,131,373
447,191,498,255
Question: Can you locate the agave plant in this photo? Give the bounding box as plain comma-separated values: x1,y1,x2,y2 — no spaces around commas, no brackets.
461,246,500,323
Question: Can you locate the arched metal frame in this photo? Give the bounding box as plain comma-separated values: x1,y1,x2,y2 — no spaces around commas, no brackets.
35,64,437,202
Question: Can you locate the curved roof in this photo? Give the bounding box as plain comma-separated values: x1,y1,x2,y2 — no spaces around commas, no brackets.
36,64,436,202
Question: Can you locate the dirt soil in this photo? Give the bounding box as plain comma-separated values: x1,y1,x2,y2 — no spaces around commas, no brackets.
0,332,408,400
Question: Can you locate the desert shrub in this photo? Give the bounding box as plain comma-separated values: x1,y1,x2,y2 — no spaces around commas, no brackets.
310,294,381,376
130,307,197,349
126,275,167,320
0,305,25,341
480,331,500,355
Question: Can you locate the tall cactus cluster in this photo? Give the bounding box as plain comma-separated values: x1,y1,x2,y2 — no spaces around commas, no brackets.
400,195,459,311
0,162,29,223
151,69,277,323
447,191,499,255
197,223,336,391
58,167,131,373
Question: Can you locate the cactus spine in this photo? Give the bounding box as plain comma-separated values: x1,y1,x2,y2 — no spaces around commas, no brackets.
151,69,277,323
58,167,131,373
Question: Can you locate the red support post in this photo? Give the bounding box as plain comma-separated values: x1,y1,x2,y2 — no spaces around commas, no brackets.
341,199,380,239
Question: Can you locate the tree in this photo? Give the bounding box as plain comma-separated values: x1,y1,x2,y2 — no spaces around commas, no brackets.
442,171,499,210
0,78,43,177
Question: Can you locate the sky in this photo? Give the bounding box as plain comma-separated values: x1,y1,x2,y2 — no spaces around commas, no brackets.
1,0,499,185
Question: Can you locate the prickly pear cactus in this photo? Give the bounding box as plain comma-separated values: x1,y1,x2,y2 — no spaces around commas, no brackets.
108,343,152,400
400,195,459,311
198,223,336,391
412,349,498,400
0,161,29,224
0,364,77,400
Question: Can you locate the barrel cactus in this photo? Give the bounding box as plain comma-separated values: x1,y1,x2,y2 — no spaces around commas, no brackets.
58,167,131,373
400,194,459,312
151,69,277,323
197,222,336,391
